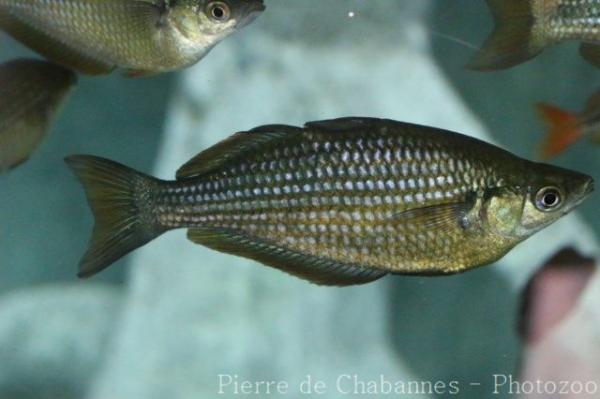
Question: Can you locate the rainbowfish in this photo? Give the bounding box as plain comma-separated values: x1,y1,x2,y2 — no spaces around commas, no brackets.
537,90,600,159
66,118,593,285
0,59,76,172
469,0,600,70
0,0,265,76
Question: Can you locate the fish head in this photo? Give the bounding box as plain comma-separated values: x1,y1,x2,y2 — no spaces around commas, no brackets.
175,0,265,42
514,163,593,237
481,162,593,240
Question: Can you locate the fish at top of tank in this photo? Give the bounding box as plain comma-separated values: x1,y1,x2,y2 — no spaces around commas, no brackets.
0,0,266,76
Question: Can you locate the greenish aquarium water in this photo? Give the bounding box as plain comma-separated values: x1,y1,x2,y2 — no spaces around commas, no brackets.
0,1,599,398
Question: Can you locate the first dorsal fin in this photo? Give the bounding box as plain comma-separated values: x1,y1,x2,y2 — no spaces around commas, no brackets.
175,124,303,179
305,117,386,132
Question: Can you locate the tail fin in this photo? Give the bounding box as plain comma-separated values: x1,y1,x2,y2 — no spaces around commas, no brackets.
536,104,583,159
467,0,543,71
65,155,165,278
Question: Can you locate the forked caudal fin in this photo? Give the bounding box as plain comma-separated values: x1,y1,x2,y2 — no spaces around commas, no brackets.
536,104,582,160
65,155,165,278
467,0,543,71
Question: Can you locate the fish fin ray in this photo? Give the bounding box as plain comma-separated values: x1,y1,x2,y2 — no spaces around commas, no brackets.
0,15,114,75
65,155,165,277
393,201,474,231
536,103,582,159
176,125,303,179
580,43,600,69
187,228,387,286
467,0,543,71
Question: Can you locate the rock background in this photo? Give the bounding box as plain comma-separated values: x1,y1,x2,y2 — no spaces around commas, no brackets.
0,1,599,398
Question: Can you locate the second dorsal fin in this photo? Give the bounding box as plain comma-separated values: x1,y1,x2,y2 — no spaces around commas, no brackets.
175,124,303,180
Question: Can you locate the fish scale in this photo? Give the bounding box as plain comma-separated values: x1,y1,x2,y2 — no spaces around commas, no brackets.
470,0,600,70
547,0,600,41
152,124,513,274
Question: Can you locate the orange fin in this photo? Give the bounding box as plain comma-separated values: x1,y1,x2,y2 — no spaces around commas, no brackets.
536,103,582,159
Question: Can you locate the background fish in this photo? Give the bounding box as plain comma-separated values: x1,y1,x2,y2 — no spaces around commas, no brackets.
537,90,600,159
66,118,593,285
0,0,265,76
469,0,600,70
0,58,76,172
518,248,596,345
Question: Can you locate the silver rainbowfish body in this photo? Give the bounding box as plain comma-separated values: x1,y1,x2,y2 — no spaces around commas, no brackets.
66,118,593,285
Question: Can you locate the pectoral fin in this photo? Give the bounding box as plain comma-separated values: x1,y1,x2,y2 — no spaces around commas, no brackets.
393,201,475,231
187,228,387,286
580,43,600,69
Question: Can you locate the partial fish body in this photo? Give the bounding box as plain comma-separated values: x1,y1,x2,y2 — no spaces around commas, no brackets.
470,0,600,70
538,89,600,159
519,248,596,344
0,0,265,76
0,59,76,171
66,118,594,285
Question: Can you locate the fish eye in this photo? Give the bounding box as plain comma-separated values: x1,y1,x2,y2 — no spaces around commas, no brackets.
206,1,231,22
535,186,563,212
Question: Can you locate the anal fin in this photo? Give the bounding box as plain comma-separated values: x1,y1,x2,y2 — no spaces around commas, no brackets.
187,228,387,286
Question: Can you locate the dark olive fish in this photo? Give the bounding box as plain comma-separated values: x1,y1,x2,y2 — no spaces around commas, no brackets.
0,0,265,76
66,118,594,285
0,58,76,172
469,0,600,70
